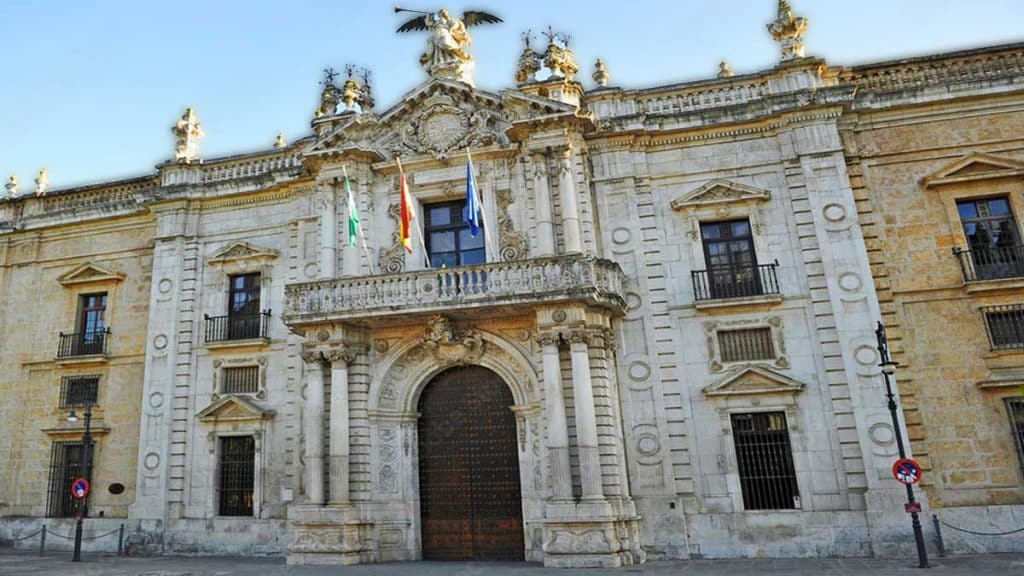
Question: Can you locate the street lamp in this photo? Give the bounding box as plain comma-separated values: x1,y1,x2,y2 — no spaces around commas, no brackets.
875,321,928,569
67,401,93,563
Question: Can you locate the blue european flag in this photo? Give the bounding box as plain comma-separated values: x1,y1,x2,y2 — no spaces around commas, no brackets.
464,154,482,237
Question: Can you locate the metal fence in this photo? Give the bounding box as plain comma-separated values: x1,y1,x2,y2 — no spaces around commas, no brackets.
692,262,780,301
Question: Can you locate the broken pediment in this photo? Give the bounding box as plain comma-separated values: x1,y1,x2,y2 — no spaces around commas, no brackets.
206,241,279,267
671,179,771,210
922,153,1024,187
196,394,274,423
304,78,581,162
57,262,125,286
703,365,805,398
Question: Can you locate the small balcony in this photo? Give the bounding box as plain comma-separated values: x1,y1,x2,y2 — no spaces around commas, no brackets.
691,261,781,307
954,245,1024,283
204,311,271,344
282,254,627,326
57,329,109,360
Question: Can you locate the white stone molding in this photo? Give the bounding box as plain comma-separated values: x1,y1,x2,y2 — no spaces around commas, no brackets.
703,316,790,373
670,179,771,212
567,328,604,500
531,153,555,257
536,330,572,499
205,240,280,273
195,397,273,518
300,349,326,504
556,147,583,254
211,356,269,400
702,365,805,398
56,262,126,286
921,152,1024,188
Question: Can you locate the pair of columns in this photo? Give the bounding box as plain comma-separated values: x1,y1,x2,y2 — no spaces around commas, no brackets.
532,147,583,257
539,328,605,500
300,344,357,505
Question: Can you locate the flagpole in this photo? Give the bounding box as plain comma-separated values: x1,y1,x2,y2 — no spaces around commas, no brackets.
343,165,376,275
397,157,432,269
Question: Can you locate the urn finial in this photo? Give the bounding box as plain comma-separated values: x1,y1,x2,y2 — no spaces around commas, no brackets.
767,0,809,61
593,58,610,87
172,107,203,163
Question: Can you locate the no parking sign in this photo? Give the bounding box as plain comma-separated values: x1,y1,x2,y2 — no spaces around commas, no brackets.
71,477,90,499
892,458,922,485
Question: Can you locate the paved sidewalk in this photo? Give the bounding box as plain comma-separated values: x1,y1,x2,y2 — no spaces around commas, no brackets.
1,550,1023,576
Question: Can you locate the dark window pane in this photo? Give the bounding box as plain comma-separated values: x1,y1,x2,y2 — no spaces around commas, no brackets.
430,231,456,253
429,207,451,226
701,225,721,240
988,198,1011,216
459,228,485,249
731,220,751,237
957,201,978,219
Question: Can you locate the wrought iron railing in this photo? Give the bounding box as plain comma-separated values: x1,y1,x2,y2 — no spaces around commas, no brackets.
283,255,627,322
692,261,780,301
204,311,271,343
57,329,109,358
982,304,1024,350
954,245,1024,282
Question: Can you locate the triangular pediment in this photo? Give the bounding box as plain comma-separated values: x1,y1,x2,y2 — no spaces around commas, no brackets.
57,262,125,286
196,395,274,423
206,241,279,266
703,366,805,397
922,153,1024,187
304,78,580,162
671,179,771,210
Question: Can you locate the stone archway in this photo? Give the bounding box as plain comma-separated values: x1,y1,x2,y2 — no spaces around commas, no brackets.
416,365,525,561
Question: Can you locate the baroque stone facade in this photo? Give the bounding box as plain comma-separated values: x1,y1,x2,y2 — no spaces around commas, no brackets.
2,2,1023,566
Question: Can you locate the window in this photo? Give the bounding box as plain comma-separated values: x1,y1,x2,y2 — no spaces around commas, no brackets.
46,441,93,517
1008,398,1024,475
222,366,259,395
731,412,800,510
220,273,264,340
219,436,255,516
78,292,107,338
957,197,1024,280
60,375,99,408
982,304,1024,350
229,274,260,315
719,328,775,363
694,219,779,300
424,201,486,268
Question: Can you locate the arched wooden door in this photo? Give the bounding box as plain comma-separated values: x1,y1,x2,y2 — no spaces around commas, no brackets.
417,366,525,561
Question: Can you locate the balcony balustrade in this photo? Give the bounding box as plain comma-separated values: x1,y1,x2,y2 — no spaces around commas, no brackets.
954,245,1024,282
204,311,271,343
282,255,627,325
692,262,780,301
57,329,109,358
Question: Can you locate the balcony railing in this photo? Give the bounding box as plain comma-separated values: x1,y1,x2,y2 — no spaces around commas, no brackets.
692,261,780,301
954,245,1024,282
57,329,109,358
204,311,271,343
282,255,627,324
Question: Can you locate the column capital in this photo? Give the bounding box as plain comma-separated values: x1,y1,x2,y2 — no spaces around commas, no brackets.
300,348,323,365
322,342,361,364
535,330,561,348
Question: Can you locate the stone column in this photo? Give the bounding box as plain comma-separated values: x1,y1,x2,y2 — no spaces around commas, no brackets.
318,183,337,279
532,154,555,257
568,329,603,500
324,345,356,504
557,148,583,254
539,332,572,499
301,350,326,505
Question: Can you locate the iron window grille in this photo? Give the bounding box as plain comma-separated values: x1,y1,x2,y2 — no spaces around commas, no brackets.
1007,397,1024,476
718,328,775,363
60,375,99,408
982,304,1024,350
222,366,259,395
731,412,800,510
218,436,255,516
46,441,93,517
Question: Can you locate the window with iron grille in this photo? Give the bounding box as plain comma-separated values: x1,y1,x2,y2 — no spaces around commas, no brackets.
218,436,255,516
46,441,93,517
60,375,99,408
982,305,1024,350
718,328,775,363
222,366,259,395
1007,398,1024,476
731,412,800,510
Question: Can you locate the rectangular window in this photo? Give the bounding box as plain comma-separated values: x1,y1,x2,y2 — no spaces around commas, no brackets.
982,304,1024,350
78,293,107,338
957,197,1024,280
60,375,99,408
424,201,486,268
46,441,93,517
1007,397,1024,476
699,219,763,299
218,436,255,516
719,328,775,363
731,412,800,510
228,273,260,315
222,366,259,395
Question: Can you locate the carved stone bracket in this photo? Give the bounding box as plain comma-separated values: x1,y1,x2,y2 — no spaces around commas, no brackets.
495,188,528,261
378,202,406,274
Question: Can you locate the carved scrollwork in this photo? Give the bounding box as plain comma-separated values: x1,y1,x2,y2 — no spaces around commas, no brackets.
322,344,358,364
300,349,323,365
378,202,406,274
397,93,510,160
495,188,528,261
421,315,484,365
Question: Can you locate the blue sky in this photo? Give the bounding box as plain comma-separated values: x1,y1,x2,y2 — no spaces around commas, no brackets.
2,0,1023,189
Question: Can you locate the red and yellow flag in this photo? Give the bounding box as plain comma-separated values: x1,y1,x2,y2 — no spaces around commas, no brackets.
398,160,414,254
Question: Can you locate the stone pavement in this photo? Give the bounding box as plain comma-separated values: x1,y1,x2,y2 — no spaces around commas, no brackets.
2,550,1024,576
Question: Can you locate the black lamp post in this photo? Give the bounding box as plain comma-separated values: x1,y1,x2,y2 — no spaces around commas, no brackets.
66,401,93,563
875,321,929,569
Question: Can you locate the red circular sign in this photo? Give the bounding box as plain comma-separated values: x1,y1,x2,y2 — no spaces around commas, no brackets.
71,477,90,499
892,458,922,485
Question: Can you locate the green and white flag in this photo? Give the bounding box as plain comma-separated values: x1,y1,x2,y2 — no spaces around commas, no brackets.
345,172,359,247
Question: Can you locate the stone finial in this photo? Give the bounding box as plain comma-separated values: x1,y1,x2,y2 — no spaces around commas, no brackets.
34,168,49,196
515,30,542,84
5,173,18,198
274,132,287,149
718,60,735,78
542,29,579,80
358,68,375,111
171,107,203,163
341,77,362,112
767,0,809,61
592,58,610,87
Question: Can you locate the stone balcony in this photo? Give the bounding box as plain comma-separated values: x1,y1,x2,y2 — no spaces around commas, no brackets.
282,254,627,326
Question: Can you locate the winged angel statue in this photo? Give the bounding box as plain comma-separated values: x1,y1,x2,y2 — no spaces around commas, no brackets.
395,7,502,84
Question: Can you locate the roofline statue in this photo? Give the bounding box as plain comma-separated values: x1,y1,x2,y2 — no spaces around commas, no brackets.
395,6,502,86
